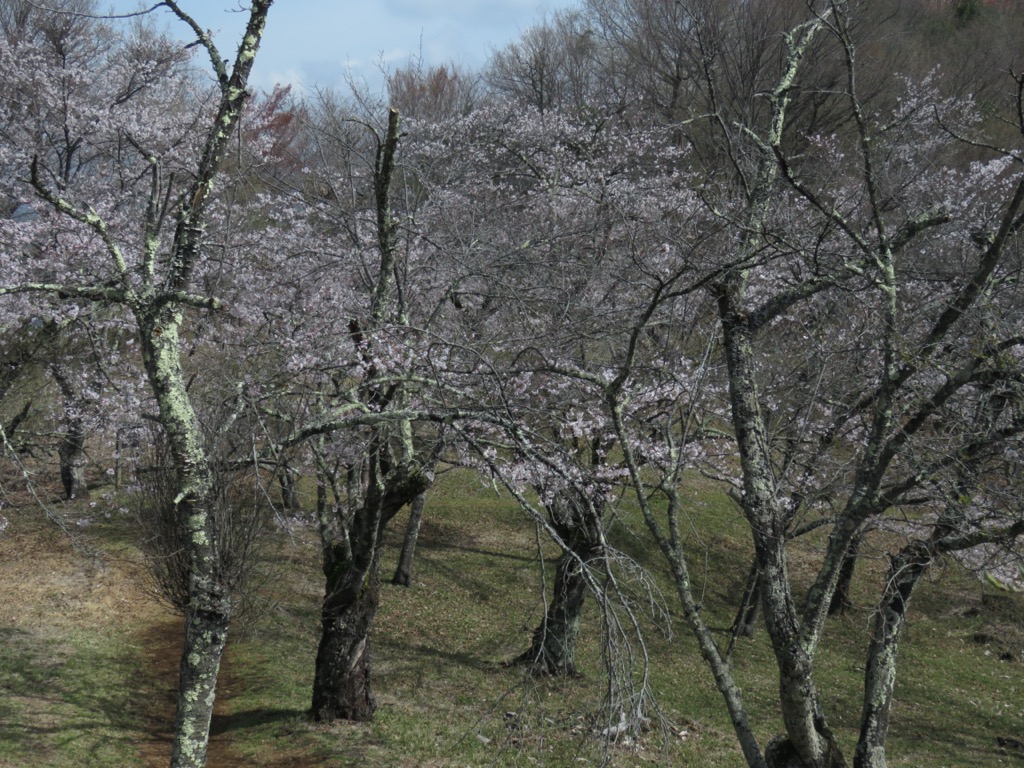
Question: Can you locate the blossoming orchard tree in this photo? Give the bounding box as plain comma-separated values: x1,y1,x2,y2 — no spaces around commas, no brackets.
224,95,465,722
299,105,436,723
400,102,726,712
0,0,151,497
2,2,1022,766
473,2,1024,765
583,4,1024,767
692,7,1024,765
0,2,274,766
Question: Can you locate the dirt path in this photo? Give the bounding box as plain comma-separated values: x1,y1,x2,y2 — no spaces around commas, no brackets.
0,490,317,768
137,618,251,767
0,503,249,767
136,619,178,766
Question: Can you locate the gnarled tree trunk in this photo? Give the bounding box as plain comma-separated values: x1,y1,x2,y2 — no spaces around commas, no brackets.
512,486,604,677
311,457,428,722
312,540,382,721
514,549,590,676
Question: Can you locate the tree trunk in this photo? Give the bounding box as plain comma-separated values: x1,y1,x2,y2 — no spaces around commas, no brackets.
138,309,229,768
51,363,88,500
310,103,412,722
828,535,861,616
277,460,301,512
512,486,604,676
58,420,87,499
311,542,382,722
311,460,428,723
853,544,928,768
731,560,762,641
719,298,844,768
391,491,426,587
513,549,590,676
171,594,231,768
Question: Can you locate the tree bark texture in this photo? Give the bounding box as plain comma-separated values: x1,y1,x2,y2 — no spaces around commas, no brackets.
828,535,861,616
513,486,604,676
731,560,762,641
138,309,232,768
391,491,426,587
172,600,231,768
312,105,423,723
311,542,382,721
57,417,87,499
853,545,929,768
277,460,301,512
515,549,590,675
718,298,844,768
311,462,428,722
51,363,88,500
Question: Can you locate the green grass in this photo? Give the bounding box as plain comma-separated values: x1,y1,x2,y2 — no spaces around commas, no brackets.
0,511,162,767
0,628,147,766
1,469,1022,766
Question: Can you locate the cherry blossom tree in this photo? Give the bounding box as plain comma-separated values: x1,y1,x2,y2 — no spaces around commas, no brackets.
471,3,1024,765
0,0,146,497
0,3,275,766
2,4,1020,767
231,95,460,722
397,103,722,719
633,4,1024,766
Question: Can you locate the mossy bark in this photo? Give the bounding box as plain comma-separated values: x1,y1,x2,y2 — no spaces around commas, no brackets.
12,4,274,767
708,17,837,765
138,309,231,768
854,543,929,768
719,299,845,768
172,600,231,768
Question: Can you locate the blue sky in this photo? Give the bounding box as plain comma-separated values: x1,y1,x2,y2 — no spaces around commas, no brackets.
104,0,578,94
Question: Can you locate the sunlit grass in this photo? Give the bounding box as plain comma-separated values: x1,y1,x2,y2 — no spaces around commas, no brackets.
1,468,1021,766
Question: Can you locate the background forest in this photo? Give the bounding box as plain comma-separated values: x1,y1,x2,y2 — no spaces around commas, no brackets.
2,1,1024,767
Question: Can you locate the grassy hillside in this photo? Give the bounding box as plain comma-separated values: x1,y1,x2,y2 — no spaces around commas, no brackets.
0,468,1022,767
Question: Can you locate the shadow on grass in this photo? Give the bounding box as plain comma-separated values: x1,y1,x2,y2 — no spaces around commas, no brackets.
375,632,506,676
400,540,539,606
0,624,153,764
422,541,537,564
891,711,1014,768
410,517,536,564
210,707,305,735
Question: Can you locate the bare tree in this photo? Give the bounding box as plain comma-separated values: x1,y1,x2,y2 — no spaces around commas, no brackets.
388,61,482,120
487,9,611,113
